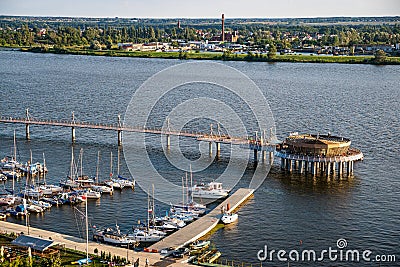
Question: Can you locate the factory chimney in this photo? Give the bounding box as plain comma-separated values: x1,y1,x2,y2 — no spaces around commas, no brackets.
221,14,225,42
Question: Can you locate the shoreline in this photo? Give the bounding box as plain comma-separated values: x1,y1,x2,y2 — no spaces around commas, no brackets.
6,46,400,65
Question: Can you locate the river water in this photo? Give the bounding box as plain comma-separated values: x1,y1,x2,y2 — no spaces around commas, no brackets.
0,51,399,266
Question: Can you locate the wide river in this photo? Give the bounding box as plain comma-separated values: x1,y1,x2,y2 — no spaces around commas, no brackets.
0,50,399,266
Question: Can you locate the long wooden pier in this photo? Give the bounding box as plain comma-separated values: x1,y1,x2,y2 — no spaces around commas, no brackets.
0,109,278,161
149,188,254,252
0,220,189,267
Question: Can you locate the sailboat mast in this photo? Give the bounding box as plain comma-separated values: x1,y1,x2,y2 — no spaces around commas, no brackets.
80,148,83,178
13,130,17,161
152,184,155,224
190,165,193,203
70,146,74,182
12,130,16,193
43,153,46,185
147,188,150,232
85,192,89,262
185,172,188,206
30,149,34,187
181,176,184,206
110,151,113,178
96,151,100,182
117,148,120,176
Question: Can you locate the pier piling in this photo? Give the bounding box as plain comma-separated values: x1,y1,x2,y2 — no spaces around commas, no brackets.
25,124,30,140
71,127,76,143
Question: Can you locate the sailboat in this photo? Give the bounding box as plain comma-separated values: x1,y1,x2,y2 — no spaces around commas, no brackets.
60,146,79,188
38,153,62,195
129,185,165,242
60,148,95,189
171,167,207,216
105,150,135,189
91,151,113,194
21,150,43,198
2,130,21,180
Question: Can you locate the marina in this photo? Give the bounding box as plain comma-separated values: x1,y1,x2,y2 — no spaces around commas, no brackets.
0,51,398,266
149,188,254,252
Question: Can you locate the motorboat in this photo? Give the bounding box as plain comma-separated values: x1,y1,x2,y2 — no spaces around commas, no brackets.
29,199,52,210
26,204,44,213
21,187,43,198
189,181,230,200
190,240,210,250
91,184,113,194
105,176,135,189
39,184,63,195
220,212,238,224
93,224,137,247
81,189,101,199
128,229,164,242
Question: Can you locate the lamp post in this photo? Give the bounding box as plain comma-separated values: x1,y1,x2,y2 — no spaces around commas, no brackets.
26,212,30,235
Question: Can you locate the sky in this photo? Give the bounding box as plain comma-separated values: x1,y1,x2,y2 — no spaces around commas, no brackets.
1,0,399,18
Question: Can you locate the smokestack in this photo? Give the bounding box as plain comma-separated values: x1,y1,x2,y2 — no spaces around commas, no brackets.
221,14,225,42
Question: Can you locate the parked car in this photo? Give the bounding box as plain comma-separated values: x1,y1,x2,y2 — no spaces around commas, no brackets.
172,247,190,258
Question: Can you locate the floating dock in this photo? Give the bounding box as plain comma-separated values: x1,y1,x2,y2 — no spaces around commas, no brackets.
149,188,254,252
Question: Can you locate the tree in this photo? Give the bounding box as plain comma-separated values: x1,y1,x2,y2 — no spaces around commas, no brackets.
374,49,387,63
90,40,101,50
267,44,277,59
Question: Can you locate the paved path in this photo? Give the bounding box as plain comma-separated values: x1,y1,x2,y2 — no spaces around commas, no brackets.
149,188,254,252
0,220,188,267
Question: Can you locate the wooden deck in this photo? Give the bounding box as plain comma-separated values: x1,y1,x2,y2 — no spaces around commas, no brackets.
149,188,254,252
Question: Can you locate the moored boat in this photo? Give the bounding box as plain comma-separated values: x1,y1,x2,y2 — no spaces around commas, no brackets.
220,212,238,224
190,181,230,200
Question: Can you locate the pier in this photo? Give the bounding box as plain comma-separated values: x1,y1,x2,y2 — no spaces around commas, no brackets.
0,109,278,161
149,188,254,252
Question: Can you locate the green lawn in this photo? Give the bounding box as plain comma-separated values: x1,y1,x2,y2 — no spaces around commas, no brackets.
21,46,400,65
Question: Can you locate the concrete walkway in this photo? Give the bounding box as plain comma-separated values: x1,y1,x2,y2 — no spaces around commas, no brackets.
0,220,188,267
149,188,254,252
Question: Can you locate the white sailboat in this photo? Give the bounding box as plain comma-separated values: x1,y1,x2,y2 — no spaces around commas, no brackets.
129,185,164,242
39,153,62,195
91,151,113,194
105,150,135,189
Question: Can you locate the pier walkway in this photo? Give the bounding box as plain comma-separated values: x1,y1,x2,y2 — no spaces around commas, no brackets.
149,188,254,252
0,220,188,267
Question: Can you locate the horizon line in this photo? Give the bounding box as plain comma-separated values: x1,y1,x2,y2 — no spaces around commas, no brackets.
1,14,400,20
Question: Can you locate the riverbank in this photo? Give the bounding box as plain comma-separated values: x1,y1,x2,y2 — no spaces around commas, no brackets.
16,46,400,65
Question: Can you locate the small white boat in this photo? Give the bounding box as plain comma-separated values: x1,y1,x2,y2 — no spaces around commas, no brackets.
93,224,137,247
190,240,211,250
128,229,164,242
91,184,113,194
27,204,44,213
80,189,101,199
29,199,52,210
220,212,238,224
21,187,43,198
39,184,63,195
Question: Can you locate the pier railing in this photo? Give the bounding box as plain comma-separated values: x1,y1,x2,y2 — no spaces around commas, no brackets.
0,115,278,150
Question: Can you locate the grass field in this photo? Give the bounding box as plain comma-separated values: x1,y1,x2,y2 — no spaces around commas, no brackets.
19,46,400,65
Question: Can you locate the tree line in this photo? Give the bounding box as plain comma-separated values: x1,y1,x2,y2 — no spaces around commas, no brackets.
0,19,399,51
